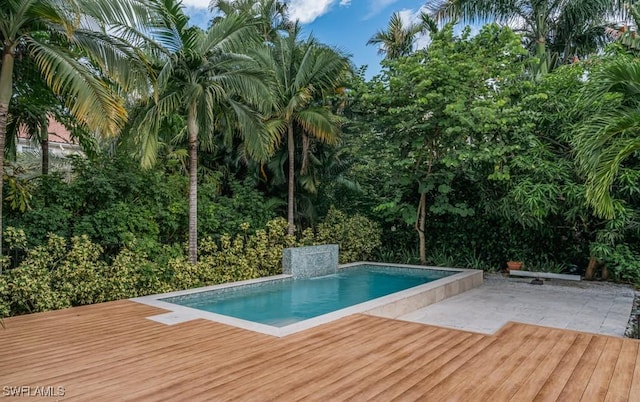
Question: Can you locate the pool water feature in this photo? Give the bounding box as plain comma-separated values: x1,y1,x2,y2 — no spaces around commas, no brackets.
161,265,454,327
133,262,483,337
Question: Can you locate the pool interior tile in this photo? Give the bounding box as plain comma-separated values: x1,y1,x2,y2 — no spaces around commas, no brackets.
132,264,483,337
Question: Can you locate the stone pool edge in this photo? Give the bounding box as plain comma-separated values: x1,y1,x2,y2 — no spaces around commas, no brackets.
131,263,483,337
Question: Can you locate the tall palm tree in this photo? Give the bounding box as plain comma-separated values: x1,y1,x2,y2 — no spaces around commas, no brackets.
212,0,293,42
0,0,152,252
367,12,423,59
257,25,349,235
429,0,627,73
129,0,276,263
574,57,640,219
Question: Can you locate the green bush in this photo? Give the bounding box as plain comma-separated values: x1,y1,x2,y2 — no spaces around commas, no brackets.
5,265,69,315
0,211,384,319
0,218,298,318
50,236,108,305
602,244,640,285
314,207,382,263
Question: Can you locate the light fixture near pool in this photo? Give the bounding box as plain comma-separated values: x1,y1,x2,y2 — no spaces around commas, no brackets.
132,246,483,337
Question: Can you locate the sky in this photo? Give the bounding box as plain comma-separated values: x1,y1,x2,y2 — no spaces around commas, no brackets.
181,0,432,79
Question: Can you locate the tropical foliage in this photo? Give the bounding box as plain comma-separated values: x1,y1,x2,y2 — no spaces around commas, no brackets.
125,0,276,263
3,0,640,321
429,0,629,74
0,0,155,251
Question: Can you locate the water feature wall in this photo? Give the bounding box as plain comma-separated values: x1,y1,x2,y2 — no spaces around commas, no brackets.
282,245,339,279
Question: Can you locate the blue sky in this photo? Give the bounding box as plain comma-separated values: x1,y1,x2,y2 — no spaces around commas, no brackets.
182,0,431,79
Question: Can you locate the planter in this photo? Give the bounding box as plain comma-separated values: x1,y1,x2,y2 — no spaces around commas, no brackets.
507,261,524,271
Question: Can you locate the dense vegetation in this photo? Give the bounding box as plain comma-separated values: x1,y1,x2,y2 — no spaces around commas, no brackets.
1,0,639,317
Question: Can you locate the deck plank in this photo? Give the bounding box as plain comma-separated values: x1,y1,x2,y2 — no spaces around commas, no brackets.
580,337,624,402
556,335,609,402
604,340,639,402
629,341,640,402
484,329,577,401
524,333,592,401
0,300,638,401
315,329,481,401
419,323,536,401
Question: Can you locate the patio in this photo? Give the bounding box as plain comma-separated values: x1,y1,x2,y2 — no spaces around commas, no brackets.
1,299,639,401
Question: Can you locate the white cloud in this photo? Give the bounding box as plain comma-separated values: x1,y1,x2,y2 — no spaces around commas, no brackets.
288,0,335,24
397,9,415,26
398,6,432,50
181,0,211,8
363,0,401,20
182,0,345,25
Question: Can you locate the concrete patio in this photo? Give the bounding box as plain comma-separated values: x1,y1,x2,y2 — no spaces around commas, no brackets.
400,273,637,336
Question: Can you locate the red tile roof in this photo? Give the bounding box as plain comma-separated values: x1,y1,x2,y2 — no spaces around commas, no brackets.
18,115,76,144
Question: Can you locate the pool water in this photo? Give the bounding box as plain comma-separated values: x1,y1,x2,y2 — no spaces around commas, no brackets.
161,265,454,327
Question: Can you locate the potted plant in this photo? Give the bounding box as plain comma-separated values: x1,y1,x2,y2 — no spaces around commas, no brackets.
506,247,525,271
506,260,524,271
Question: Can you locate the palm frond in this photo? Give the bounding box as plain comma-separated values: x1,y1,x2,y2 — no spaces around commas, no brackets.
294,107,340,145
27,36,127,137
574,59,640,218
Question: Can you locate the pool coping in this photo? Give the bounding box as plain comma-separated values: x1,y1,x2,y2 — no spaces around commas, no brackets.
131,262,483,337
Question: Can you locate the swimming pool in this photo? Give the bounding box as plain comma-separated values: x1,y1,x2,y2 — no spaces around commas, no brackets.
161,265,454,327
133,262,482,336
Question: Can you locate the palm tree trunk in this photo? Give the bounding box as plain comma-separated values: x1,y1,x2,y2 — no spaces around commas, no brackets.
536,38,548,75
187,104,199,264
287,122,295,236
0,48,16,259
416,192,427,264
41,123,49,175
585,256,598,280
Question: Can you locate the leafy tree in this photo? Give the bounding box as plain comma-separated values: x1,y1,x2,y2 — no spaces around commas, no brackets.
359,24,528,263
128,1,276,263
0,0,154,252
429,0,627,74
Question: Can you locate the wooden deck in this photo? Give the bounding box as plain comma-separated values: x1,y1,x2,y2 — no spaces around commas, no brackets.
1,300,639,401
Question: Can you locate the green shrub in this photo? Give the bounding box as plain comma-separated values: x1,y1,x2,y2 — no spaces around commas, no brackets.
0,213,382,318
103,245,172,298
602,244,640,286
0,274,12,320
314,207,382,263
50,236,108,305
6,265,69,314
199,218,295,283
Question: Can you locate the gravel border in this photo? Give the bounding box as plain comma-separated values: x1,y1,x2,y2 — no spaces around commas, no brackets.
626,292,640,339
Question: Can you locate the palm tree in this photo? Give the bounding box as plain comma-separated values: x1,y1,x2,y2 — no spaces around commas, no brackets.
212,0,293,42
0,0,152,252
606,3,640,52
574,58,640,220
257,25,349,235
5,57,64,175
429,0,627,73
129,1,276,263
367,12,423,59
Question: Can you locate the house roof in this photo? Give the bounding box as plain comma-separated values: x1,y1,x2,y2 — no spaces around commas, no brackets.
18,115,76,144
